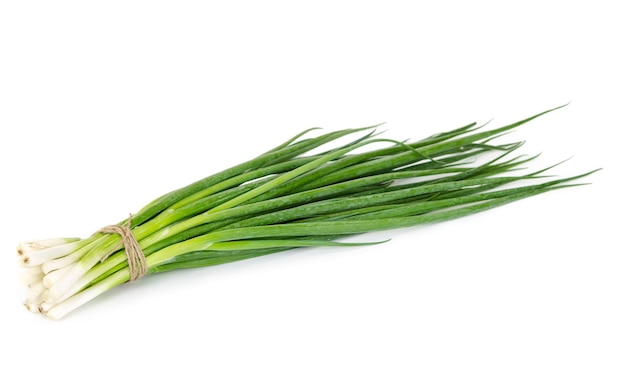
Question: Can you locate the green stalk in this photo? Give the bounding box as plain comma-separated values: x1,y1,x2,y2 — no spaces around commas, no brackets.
24,105,598,320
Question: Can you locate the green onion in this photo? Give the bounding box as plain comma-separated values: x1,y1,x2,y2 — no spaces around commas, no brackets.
17,106,598,319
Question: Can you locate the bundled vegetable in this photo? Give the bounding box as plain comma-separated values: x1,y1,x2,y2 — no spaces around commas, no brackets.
17,107,597,319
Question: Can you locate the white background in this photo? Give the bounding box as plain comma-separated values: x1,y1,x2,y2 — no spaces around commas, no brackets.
1,1,624,386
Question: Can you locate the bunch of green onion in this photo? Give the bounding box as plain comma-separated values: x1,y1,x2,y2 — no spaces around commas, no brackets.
17,107,596,319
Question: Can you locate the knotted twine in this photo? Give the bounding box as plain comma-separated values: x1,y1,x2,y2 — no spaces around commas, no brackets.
98,215,147,282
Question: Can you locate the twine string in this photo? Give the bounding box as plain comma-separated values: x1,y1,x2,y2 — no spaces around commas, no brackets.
98,215,147,282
